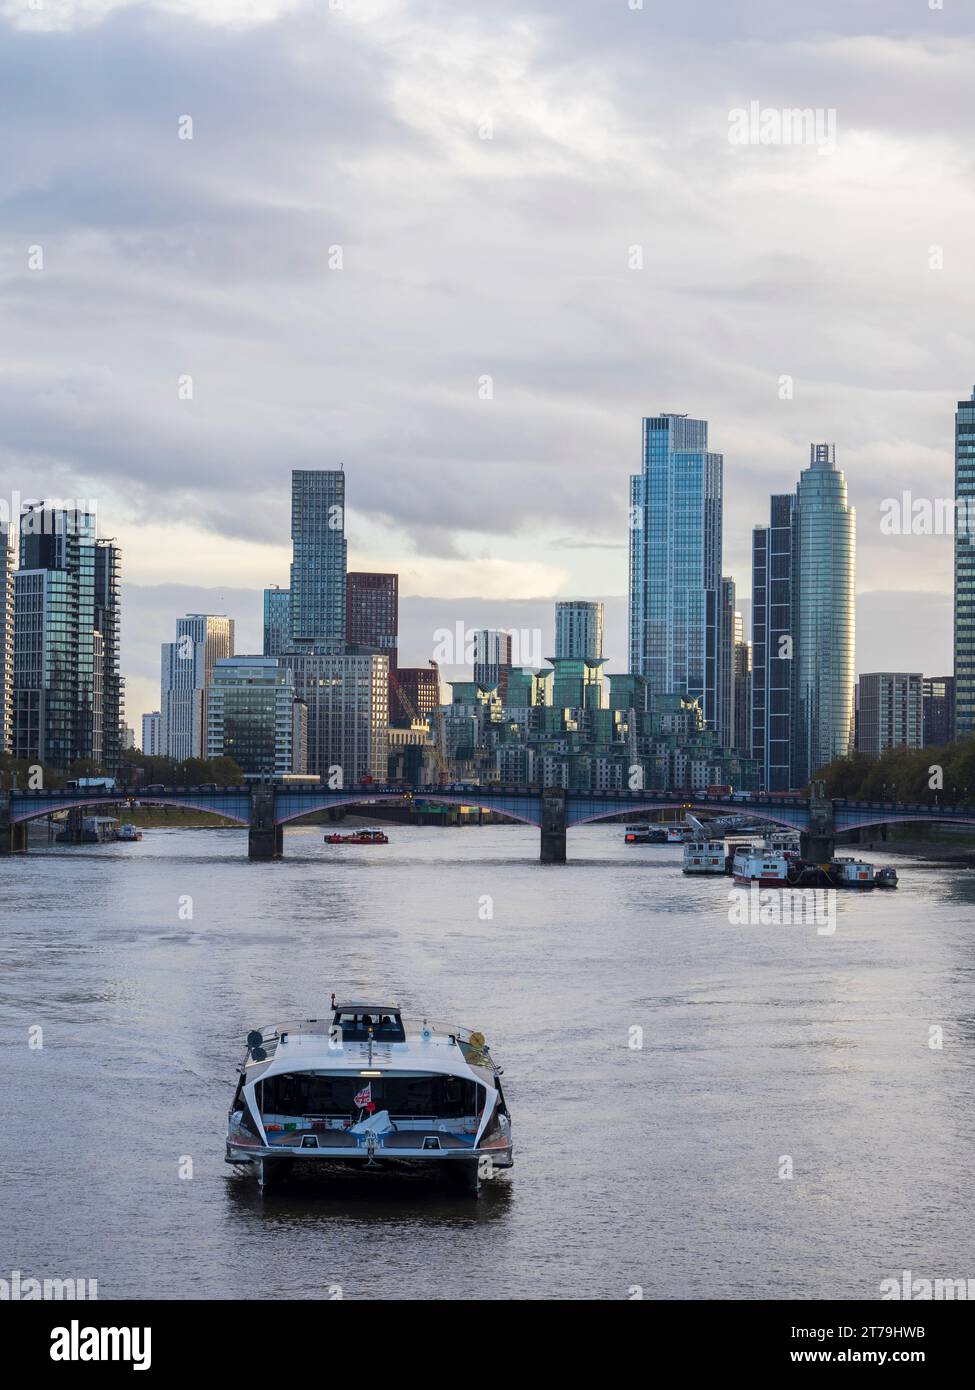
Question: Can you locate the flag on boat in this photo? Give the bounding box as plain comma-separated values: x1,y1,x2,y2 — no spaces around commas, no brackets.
354,1083,372,1108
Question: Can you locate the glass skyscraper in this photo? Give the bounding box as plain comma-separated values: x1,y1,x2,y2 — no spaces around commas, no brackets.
954,388,975,736
752,446,855,789
290,469,347,652
793,444,855,783
629,414,723,729
0,523,13,756
161,614,235,760
555,600,604,662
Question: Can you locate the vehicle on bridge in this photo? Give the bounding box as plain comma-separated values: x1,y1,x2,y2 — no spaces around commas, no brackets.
324,827,389,845
226,1002,512,1193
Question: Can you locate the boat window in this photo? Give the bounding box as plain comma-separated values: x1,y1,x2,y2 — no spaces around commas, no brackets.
333,1011,405,1042
259,1073,478,1119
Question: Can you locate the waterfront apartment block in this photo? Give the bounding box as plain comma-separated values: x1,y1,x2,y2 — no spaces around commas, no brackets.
954,388,975,736
719,578,736,750
13,504,122,773
751,493,796,790
856,672,923,756
206,656,307,778
161,614,234,760
473,629,513,700
629,414,723,730
290,469,347,652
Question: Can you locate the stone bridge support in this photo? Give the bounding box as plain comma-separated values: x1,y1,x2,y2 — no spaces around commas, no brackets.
0,793,28,855
249,785,282,860
800,788,835,863
540,788,567,864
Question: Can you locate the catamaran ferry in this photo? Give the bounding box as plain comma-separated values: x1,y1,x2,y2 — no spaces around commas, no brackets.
226,1001,512,1193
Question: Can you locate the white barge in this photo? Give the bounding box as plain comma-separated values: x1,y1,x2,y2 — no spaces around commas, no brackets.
226,1001,512,1194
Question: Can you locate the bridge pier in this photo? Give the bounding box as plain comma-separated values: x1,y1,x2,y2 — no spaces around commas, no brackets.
249,786,282,860
801,789,835,863
540,788,567,864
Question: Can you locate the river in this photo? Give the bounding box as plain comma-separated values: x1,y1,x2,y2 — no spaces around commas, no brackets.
2,822,974,1300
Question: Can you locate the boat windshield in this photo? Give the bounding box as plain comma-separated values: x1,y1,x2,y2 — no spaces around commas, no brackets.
332,1011,406,1042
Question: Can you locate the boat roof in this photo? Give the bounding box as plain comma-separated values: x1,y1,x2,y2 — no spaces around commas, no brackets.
241,1015,497,1086
333,1002,400,1013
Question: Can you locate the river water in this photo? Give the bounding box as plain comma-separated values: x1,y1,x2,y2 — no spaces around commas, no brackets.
2,822,974,1301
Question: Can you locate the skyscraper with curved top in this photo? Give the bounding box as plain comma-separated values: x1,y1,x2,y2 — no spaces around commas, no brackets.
792,443,855,784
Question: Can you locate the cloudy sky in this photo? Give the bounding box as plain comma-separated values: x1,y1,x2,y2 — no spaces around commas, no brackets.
1,0,972,725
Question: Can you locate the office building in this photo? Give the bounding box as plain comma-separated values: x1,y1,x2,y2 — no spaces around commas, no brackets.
206,656,307,778
751,494,796,789
0,523,13,755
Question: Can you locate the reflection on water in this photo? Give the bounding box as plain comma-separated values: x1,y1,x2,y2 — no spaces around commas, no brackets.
2,822,975,1300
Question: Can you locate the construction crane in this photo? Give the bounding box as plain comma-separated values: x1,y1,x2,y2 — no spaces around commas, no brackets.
388,663,448,784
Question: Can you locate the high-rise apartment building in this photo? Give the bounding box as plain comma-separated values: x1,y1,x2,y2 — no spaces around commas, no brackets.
0,523,14,756
954,388,975,736
263,586,291,658
390,666,441,726
473,629,513,700
793,444,856,784
629,414,723,727
289,469,347,652
161,614,234,760
857,673,923,756
13,505,122,772
283,651,388,784
346,572,398,669
751,494,796,789
751,446,855,789
719,578,736,749
141,711,163,756
733,625,751,756
555,600,604,662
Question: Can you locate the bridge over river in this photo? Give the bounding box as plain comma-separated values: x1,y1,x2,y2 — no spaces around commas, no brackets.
3,784,975,862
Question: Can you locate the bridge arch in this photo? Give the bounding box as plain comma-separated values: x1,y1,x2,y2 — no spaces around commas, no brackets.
570,801,810,832
275,791,542,827
10,794,250,826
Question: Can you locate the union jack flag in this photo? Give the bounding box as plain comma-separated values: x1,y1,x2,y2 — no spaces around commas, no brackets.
354,1083,372,1108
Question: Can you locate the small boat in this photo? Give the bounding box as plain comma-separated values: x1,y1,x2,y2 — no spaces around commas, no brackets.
875,866,898,889
830,857,876,889
768,830,802,860
682,839,726,874
732,846,790,884
226,1000,512,1194
117,823,143,842
625,826,667,844
325,827,389,845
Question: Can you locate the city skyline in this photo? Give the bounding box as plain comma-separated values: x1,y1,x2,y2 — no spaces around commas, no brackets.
2,4,971,729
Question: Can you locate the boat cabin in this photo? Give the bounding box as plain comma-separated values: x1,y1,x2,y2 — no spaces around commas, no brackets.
331,1002,406,1043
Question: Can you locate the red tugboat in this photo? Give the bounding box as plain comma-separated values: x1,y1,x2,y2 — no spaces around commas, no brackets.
324,826,389,845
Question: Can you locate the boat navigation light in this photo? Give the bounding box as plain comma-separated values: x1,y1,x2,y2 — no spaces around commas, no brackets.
359,1070,382,1077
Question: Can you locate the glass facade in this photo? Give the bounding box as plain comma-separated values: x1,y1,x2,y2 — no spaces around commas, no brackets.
290,470,347,652
751,493,796,789
346,572,398,668
954,389,975,736
13,506,122,772
628,414,723,729
262,586,291,657
206,656,305,777
161,614,235,760
555,600,604,661
0,524,13,755
793,444,856,783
